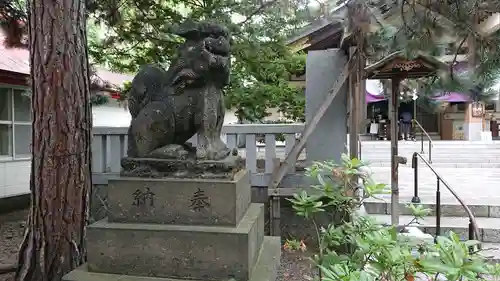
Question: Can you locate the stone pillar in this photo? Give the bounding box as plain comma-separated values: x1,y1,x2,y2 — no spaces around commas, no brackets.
463,102,483,141
305,49,348,164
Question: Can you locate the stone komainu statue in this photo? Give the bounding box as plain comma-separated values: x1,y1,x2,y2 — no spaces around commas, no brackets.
126,21,232,161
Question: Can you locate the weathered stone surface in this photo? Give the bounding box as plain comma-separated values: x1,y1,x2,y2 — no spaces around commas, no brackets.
488,206,500,218
126,21,233,162
62,237,280,281
108,169,251,226
364,201,492,217
305,49,347,164
120,154,243,180
86,203,265,281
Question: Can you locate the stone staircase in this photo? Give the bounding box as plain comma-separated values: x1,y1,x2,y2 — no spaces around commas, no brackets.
359,141,500,168
363,166,500,261
364,199,500,261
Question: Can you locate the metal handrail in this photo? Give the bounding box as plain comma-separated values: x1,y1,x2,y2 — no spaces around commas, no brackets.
412,119,433,163
358,135,362,160
411,152,480,242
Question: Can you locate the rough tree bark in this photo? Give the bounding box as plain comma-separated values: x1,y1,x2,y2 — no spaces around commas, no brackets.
15,0,92,280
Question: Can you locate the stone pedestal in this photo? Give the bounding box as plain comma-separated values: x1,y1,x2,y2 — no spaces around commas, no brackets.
63,163,280,281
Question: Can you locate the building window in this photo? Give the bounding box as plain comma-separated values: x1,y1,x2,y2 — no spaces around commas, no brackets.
455,102,467,112
0,87,31,159
485,102,496,111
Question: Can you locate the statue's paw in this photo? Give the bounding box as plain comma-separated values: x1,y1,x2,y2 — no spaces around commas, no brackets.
213,140,231,156
148,144,189,160
196,146,230,160
196,148,218,160
196,148,208,159
214,147,231,160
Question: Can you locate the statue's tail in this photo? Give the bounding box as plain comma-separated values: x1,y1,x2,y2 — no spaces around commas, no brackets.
127,83,147,119
127,64,167,118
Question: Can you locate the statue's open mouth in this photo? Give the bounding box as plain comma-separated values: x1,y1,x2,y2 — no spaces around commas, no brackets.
204,38,230,57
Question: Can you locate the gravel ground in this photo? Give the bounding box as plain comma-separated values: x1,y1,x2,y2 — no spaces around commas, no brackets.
278,249,318,281
0,209,316,281
0,210,26,281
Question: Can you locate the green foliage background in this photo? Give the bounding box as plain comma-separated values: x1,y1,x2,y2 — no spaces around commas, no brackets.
360,0,500,105
3,0,500,118
86,0,323,122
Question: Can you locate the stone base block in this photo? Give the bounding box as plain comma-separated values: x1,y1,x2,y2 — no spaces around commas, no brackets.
107,169,251,226
63,236,281,281
86,203,264,281
120,155,244,180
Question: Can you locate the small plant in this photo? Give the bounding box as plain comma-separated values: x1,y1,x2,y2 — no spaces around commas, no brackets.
289,154,496,281
283,238,307,253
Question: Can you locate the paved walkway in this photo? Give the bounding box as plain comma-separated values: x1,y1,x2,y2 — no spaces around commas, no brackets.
237,146,500,206
369,167,500,205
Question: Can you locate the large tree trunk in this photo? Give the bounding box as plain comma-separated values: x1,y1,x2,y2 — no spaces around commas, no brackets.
15,0,92,280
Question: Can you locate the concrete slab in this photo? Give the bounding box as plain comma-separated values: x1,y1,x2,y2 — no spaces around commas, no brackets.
370,214,500,243
367,167,500,206
364,201,499,218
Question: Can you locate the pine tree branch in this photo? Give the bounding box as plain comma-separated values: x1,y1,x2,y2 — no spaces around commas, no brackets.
236,0,279,26
450,35,468,79
413,0,481,39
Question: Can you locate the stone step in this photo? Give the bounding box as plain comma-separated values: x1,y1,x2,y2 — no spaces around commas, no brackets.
361,157,500,163
360,139,500,145
399,227,500,263
361,149,500,152
364,201,500,218
369,214,500,243
362,158,500,163
358,140,500,145
107,170,251,226
361,150,500,154
359,141,496,144
482,243,500,263
64,236,280,281
365,169,500,206
359,142,500,145
362,153,500,157
362,162,500,168
362,159,500,164
360,147,500,151
360,150,500,153
86,203,265,281
360,150,500,155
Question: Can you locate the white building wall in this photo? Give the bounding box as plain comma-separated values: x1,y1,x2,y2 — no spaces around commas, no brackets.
91,99,284,127
0,159,31,198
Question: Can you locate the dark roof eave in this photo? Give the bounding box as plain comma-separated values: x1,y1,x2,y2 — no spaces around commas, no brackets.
364,51,448,74
0,69,29,77
365,72,437,79
286,0,350,46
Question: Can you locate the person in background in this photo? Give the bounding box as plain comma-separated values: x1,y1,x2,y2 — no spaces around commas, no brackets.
400,110,413,141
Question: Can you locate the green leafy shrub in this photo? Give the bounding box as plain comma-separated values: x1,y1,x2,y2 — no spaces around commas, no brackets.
289,154,495,281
